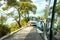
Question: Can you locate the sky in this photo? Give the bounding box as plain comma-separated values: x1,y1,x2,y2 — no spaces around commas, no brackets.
31,0,46,17
31,0,54,17
0,0,54,24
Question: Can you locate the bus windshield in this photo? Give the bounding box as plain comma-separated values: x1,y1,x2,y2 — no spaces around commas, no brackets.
30,17,37,21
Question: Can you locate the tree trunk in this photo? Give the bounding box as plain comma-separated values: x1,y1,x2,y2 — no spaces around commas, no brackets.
18,9,21,27
17,21,21,27
50,0,57,40
27,11,29,22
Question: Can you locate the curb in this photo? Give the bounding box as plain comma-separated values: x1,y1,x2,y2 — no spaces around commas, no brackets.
0,26,26,40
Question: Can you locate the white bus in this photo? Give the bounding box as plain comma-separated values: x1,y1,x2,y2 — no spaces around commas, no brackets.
29,16,37,26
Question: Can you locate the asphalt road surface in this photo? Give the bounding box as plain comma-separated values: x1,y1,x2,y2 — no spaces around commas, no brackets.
3,26,42,40
3,26,60,40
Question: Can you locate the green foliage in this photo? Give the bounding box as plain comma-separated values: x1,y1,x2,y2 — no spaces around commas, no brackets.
50,1,60,16
0,13,29,38
17,2,36,13
44,8,48,18
6,12,13,17
14,15,19,19
0,14,29,38
20,17,29,27
10,22,19,32
2,5,9,10
0,16,6,24
2,0,36,26
0,0,36,37
23,17,27,21
57,0,60,4
20,20,27,27
0,24,11,37
20,0,32,2
55,5,60,15
37,16,40,21
23,17,30,22
58,26,60,30
7,0,17,6
57,20,60,30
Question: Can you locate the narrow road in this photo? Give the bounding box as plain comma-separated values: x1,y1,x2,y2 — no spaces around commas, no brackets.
2,26,60,40
3,26,43,40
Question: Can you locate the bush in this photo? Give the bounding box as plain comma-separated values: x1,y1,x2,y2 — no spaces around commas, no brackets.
57,21,60,30
0,24,11,37
58,25,60,30
10,26,19,32
10,22,20,32
20,20,27,27
0,18,29,37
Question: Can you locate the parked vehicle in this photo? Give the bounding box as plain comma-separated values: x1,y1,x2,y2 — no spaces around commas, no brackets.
36,20,44,33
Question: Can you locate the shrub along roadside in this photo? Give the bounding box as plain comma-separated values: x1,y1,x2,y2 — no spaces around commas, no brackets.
0,24,11,37
58,25,60,30
0,19,29,38
57,21,60,30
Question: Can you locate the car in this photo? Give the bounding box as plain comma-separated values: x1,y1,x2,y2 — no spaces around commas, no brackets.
36,20,44,33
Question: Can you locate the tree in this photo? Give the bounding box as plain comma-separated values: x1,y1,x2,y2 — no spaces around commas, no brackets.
0,16,7,25
2,0,36,27
17,2,36,22
44,7,48,19
50,0,60,16
55,1,60,16
37,16,40,21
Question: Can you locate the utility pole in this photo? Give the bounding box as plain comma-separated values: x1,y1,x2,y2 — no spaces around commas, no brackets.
50,0,57,40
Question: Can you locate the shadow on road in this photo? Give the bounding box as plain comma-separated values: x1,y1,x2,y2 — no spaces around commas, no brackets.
24,26,58,40
24,26,43,40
